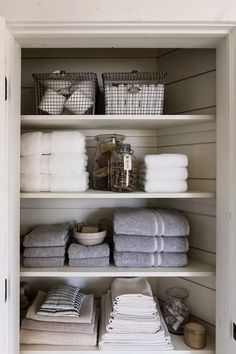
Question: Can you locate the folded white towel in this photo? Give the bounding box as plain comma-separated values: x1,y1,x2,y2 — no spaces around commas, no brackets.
144,154,188,168
140,180,188,193
21,154,88,174
139,167,188,181
105,292,160,334
21,131,86,156
20,173,89,192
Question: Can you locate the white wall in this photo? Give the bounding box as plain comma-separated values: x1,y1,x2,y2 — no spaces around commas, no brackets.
1,0,236,23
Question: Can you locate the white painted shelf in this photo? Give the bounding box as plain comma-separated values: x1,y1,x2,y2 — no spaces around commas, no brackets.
20,190,215,199
20,259,215,278
20,335,214,353
21,114,215,130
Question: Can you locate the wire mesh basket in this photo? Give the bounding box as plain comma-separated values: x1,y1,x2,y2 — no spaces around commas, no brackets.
102,71,166,115
32,71,98,115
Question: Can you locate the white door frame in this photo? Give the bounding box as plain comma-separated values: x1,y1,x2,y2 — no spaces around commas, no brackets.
2,20,236,354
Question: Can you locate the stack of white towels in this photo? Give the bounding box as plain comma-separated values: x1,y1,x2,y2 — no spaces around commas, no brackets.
139,154,188,193
99,277,173,350
20,131,89,192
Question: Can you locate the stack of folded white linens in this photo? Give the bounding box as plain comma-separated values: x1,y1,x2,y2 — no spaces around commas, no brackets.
99,277,173,350
20,285,98,346
113,208,189,268
23,223,70,268
20,131,89,192
139,154,188,193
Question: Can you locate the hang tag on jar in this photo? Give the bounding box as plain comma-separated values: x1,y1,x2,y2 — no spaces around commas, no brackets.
124,154,132,171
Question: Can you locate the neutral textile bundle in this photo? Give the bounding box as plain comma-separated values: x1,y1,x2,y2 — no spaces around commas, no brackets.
23,223,69,268
139,154,188,192
20,131,89,192
20,286,98,346
98,277,173,350
68,243,110,267
113,208,189,268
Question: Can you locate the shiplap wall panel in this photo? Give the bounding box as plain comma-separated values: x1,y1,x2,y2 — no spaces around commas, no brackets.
156,48,216,329
156,49,216,84
22,48,160,59
164,71,216,114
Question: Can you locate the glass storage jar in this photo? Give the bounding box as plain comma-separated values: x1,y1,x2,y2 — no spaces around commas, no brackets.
164,287,190,335
93,134,125,190
111,143,137,192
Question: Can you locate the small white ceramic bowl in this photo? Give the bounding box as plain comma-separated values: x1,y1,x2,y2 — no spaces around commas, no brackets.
73,226,106,246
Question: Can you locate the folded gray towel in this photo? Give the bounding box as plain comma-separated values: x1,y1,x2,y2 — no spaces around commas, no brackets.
113,208,162,236
23,223,69,247
23,257,65,268
68,243,110,259
114,251,188,267
24,245,66,258
157,209,190,236
69,257,109,267
114,234,189,253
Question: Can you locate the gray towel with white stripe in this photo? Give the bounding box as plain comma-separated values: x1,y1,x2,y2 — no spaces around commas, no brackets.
38,286,85,317
114,251,188,267
113,234,189,253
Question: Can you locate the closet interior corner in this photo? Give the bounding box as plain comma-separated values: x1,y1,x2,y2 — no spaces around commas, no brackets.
19,47,216,354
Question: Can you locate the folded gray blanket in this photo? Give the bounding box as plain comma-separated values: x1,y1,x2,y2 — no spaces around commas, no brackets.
24,245,66,258
23,257,65,268
113,208,161,236
20,309,98,346
157,208,190,236
69,257,109,267
21,307,96,333
114,251,188,267
23,223,70,247
114,234,189,253
68,243,110,259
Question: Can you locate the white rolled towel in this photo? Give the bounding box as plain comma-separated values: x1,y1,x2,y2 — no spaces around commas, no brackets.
139,180,188,193
21,154,88,174
21,131,86,156
144,154,188,168
139,167,188,181
21,172,89,192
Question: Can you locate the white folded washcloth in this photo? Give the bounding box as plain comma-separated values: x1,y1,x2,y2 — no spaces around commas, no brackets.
21,131,86,156
21,154,88,175
144,154,188,168
139,167,188,181
140,180,188,193
20,172,89,192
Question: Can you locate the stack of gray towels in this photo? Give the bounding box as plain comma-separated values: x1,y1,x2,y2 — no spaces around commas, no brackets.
68,243,110,267
23,223,69,268
113,208,189,267
20,285,98,346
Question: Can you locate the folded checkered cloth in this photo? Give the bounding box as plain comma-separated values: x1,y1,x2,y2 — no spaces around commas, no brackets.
38,285,85,317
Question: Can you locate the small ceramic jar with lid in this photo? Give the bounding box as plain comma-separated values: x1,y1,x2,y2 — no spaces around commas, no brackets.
184,322,206,349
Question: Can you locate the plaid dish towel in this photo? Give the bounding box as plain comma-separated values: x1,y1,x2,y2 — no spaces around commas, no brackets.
38,285,85,317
